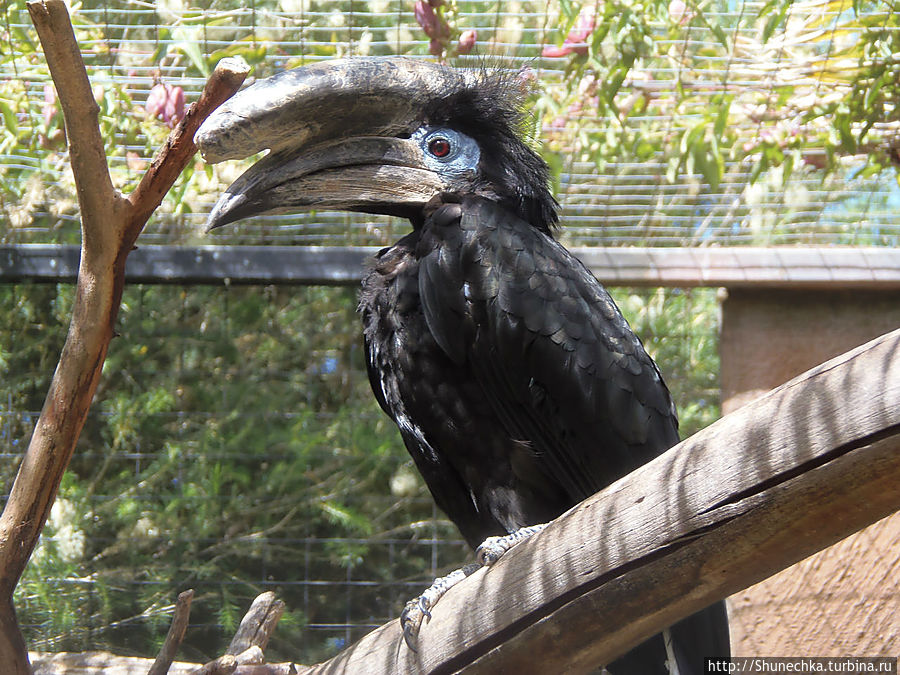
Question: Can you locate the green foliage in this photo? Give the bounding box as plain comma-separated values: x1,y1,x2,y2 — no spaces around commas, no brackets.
0,0,194,243
527,0,900,245
618,287,721,437
3,284,467,661
533,0,740,176
5,0,900,247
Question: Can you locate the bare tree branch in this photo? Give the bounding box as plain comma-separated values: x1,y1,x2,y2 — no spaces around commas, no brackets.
149,590,195,675
127,59,251,235
0,2,249,671
24,0,123,240
190,655,237,675
227,592,286,656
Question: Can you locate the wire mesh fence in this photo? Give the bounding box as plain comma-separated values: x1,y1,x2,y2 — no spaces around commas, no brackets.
3,0,900,247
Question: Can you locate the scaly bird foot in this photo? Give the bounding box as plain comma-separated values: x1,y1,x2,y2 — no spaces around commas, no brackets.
476,523,547,566
400,523,548,650
400,563,481,651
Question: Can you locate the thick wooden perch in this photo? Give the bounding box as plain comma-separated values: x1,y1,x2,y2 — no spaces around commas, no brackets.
0,1,248,671
294,327,900,674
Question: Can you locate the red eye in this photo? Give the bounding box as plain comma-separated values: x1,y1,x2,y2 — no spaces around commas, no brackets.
428,137,452,158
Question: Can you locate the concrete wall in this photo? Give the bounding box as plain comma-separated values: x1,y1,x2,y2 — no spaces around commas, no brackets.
720,289,900,656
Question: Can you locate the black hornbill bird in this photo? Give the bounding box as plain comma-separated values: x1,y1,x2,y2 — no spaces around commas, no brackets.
197,57,729,673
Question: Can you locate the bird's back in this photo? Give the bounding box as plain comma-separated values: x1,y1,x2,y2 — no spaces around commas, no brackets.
360,193,679,540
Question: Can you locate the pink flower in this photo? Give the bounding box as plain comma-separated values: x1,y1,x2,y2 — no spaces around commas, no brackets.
542,6,595,58
458,29,477,55
146,83,168,118
541,44,574,58
42,84,58,128
668,0,695,25
165,85,185,126
414,0,448,39
146,83,186,127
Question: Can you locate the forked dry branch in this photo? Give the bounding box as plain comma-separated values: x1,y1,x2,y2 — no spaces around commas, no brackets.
0,2,248,671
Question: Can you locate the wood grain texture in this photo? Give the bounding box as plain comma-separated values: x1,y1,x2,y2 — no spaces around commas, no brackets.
30,653,300,675
721,288,900,656
227,592,286,655
299,328,900,674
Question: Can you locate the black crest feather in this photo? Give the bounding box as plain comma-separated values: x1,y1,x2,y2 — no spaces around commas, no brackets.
422,64,559,233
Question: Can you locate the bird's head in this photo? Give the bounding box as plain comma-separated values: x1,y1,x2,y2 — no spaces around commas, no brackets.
196,57,558,234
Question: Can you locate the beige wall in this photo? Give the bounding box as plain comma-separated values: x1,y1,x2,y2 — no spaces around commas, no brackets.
720,288,900,656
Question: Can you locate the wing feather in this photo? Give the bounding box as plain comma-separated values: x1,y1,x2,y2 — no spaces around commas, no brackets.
417,195,679,501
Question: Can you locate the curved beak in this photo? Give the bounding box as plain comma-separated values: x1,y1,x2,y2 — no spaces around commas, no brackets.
203,136,445,229
196,57,475,229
